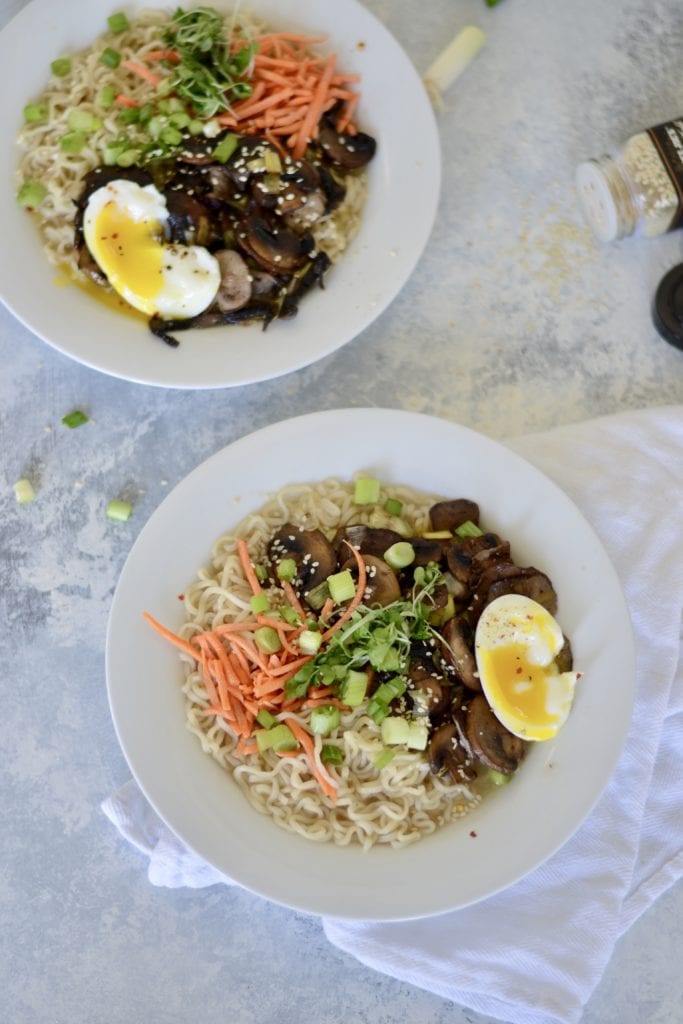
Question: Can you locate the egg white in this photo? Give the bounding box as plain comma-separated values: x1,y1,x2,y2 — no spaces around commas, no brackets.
474,594,579,742
82,179,220,319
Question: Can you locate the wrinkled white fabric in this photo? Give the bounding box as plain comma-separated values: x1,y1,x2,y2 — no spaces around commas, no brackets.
103,405,683,1024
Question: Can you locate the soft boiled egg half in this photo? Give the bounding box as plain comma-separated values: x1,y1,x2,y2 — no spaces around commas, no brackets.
82,179,220,318
475,594,580,742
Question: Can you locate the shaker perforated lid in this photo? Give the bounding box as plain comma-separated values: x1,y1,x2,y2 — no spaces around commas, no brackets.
653,263,683,351
575,160,621,242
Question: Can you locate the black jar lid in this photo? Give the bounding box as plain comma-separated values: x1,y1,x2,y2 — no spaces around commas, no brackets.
653,263,683,351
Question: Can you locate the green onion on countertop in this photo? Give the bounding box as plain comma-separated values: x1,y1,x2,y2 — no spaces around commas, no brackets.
61,410,89,428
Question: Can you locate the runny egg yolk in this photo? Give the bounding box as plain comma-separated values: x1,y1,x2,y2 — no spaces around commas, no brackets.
475,594,580,742
82,179,221,319
91,198,164,308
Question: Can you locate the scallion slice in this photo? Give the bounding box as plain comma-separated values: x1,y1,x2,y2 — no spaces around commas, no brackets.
254,626,281,654
100,47,121,69
321,744,343,766
250,593,270,614
213,132,238,163
61,409,88,428
327,569,356,604
13,478,35,504
51,57,71,77
98,84,117,109
455,520,484,539
106,499,133,522
67,109,102,133
60,131,87,154
17,181,47,208
24,102,48,124
107,12,130,33
384,497,403,517
354,477,381,505
310,705,340,736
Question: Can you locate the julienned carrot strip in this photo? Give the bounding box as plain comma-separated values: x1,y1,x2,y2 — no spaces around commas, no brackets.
144,48,181,63
292,52,336,157
236,540,262,596
282,716,337,801
121,59,161,86
308,685,334,699
232,87,293,121
304,698,350,710
143,612,200,660
322,542,367,639
199,647,220,707
115,94,140,109
337,93,360,133
280,580,306,623
257,32,329,44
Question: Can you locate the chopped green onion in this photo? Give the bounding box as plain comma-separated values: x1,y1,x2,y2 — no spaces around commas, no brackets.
310,705,340,736
373,677,407,705
100,47,121,68
13,478,35,504
254,563,268,582
138,103,154,125
280,606,300,626
406,721,429,750
327,569,356,604
276,557,297,582
429,592,455,627
256,709,277,729
61,409,89,428
339,669,368,708
383,541,415,570
213,132,238,163
367,698,390,725
488,769,512,786
256,723,298,754
17,181,47,208
381,716,411,745
60,131,86,154
298,629,323,656
254,626,281,654
51,57,71,77
118,105,141,125
98,84,117,108
305,580,330,611
354,477,381,505
321,744,343,766
160,125,183,146
264,148,282,173
116,148,142,167
148,114,167,140
24,102,48,124
106,499,132,522
373,748,396,769
188,118,204,136
250,593,270,614
169,111,191,129
455,520,484,539
107,12,130,33
384,497,403,517
67,109,102,133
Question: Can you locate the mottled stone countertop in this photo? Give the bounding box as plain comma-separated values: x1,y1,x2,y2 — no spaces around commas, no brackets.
1,0,681,1022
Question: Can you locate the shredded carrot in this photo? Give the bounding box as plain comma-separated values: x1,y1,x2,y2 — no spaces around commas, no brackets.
236,539,262,596
282,715,338,801
143,48,181,63
143,612,200,660
121,59,162,86
115,94,140,109
212,33,362,156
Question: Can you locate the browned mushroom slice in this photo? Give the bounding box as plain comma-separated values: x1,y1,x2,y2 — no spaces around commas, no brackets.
556,635,573,672
318,165,347,213
485,570,558,616
213,250,252,312
333,525,404,561
318,119,377,170
445,542,474,584
440,617,480,691
284,190,327,231
429,499,480,533
412,536,444,566
407,658,450,720
428,721,477,782
340,553,400,607
237,213,313,274
471,540,511,568
465,695,525,774
164,190,215,246
267,524,337,597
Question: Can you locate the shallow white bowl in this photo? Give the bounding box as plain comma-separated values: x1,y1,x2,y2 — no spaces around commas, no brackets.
0,0,440,388
106,409,635,920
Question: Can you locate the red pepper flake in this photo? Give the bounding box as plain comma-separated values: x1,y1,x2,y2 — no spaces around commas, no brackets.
177,593,184,600
516,667,523,674
469,830,478,838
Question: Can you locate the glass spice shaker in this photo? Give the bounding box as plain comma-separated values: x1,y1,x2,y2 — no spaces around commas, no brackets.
575,117,683,241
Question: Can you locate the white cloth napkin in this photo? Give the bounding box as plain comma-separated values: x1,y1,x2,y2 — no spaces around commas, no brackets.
103,405,683,1024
